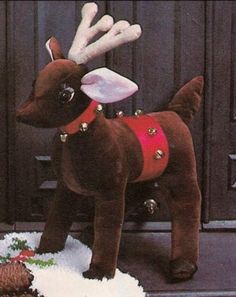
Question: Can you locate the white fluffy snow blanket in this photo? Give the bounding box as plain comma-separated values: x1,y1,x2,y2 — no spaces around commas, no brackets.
0,232,145,297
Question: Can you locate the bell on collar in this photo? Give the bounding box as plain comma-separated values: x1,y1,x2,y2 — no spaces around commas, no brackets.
79,122,89,132
60,133,68,143
148,127,158,136
96,104,103,113
116,110,124,117
134,109,143,117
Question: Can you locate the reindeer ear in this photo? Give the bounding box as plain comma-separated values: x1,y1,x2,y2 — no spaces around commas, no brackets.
80,67,138,103
45,37,65,61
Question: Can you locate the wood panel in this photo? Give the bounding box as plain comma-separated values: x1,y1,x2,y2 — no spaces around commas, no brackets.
13,1,43,220
135,1,175,112
106,1,135,117
175,1,205,186
228,154,236,190
0,1,7,221
204,1,236,220
37,1,77,70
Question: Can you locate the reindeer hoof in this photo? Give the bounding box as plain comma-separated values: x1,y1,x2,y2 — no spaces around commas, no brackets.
169,258,198,282
83,268,104,280
83,266,115,280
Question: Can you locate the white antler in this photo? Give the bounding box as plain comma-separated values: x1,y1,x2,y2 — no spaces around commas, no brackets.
68,2,142,64
68,2,114,61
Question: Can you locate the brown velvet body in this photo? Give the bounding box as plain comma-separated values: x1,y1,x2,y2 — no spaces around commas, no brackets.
16,53,203,281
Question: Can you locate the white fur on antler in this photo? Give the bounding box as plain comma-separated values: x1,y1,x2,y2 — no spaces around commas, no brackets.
68,3,114,62
68,2,142,64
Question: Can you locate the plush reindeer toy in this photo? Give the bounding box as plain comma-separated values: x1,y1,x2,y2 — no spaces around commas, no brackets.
16,3,203,282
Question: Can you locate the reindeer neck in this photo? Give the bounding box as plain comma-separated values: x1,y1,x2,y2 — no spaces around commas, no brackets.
58,100,104,142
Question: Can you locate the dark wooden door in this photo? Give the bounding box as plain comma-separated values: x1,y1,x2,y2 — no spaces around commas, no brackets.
0,1,8,222
204,1,236,221
1,1,236,225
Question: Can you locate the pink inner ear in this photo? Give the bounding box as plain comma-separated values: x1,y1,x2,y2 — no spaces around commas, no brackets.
80,67,138,103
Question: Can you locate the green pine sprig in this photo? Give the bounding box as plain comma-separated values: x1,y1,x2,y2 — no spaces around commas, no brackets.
26,258,56,268
0,253,11,263
9,237,32,251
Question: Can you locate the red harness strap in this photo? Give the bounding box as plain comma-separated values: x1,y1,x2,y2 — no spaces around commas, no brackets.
59,99,169,182
121,115,169,182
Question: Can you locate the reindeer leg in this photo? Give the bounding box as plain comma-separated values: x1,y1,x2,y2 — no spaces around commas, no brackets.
79,182,145,248
83,186,125,280
160,175,201,282
37,182,78,253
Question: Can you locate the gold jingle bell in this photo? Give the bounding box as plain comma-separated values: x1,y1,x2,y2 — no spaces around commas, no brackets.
144,199,159,215
96,104,103,113
116,110,124,117
60,133,68,143
134,109,143,117
79,122,89,132
154,149,165,160
148,127,158,136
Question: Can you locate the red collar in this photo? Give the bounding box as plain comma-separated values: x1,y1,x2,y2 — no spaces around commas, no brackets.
59,100,99,134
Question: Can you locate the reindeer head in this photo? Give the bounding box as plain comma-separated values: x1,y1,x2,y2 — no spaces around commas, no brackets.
16,2,142,128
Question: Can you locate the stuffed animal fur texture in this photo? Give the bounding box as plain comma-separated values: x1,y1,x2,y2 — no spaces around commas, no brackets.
16,2,203,282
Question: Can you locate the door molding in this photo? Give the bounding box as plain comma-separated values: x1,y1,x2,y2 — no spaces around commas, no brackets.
0,1,9,222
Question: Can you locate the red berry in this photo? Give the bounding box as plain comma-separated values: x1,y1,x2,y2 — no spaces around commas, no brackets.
19,250,35,257
11,255,27,262
10,249,35,262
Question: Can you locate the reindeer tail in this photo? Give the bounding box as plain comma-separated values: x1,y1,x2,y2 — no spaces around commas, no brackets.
167,76,204,125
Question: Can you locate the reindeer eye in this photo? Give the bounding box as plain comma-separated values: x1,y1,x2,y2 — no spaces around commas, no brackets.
58,85,75,104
